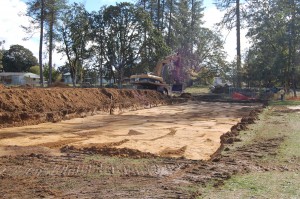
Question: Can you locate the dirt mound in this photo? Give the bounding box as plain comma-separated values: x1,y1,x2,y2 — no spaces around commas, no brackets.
287,96,300,101
128,130,144,135
0,87,169,128
210,108,263,160
0,84,6,89
179,92,192,98
159,145,187,157
61,145,158,158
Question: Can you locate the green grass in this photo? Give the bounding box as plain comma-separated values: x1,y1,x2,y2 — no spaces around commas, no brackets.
276,112,300,162
184,86,210,94
269,100,300,106
199,105,300,199
199,172,300,199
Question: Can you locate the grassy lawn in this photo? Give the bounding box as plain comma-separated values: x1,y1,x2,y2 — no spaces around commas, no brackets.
198,103,300,199
203,172,300,199
184,85,210,94
269,100,300,106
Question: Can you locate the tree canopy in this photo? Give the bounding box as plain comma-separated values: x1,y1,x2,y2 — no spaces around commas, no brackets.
243,0,300,94
14,0,300,91
21,0,229,86
2,45,38,72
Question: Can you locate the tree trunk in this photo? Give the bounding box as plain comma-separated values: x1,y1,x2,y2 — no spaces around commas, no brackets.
236,0,241,88
161,0,165,31
167,0,173,47
100,61,103,87
39,0,44,87
290,0,297,97
48,11,54,86
191,0,195,53
71,65,76,87
157,0,161,30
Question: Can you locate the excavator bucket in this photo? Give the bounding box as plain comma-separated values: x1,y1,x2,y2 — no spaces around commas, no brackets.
171,84,183,92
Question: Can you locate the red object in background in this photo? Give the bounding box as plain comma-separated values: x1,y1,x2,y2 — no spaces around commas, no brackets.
232,92,250,100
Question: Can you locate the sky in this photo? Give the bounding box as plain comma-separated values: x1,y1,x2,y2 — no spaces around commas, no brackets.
0,0,249,67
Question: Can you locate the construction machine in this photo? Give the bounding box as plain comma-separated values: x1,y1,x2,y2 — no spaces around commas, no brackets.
130,54,183,94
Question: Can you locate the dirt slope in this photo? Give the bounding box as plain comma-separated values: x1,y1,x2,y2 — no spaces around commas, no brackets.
0,87,169,128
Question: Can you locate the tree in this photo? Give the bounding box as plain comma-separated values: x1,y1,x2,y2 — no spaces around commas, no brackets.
215,0,243,87
90,9,107,87
194,28,227,74
136,0,219,84
29,65,40,75
58,3,91,87
243,0,300,94
44,0,67,86
102,3,169,85
43,64,62,83
23,0,45,87
24,0,67,86
2,45,38,72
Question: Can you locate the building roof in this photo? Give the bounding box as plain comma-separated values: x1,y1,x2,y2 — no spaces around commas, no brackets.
0,72,40,79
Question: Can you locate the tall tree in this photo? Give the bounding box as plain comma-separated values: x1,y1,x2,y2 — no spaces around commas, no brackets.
215,0,243,87
90,9,107,87
102,3,169,85
39,0,45,86
166,0,175,47
288,0,297,96
23,0,45,87
58,3,91,87
172,0,204,79
44,0,67,86
136,0,228,84
244,0,300,93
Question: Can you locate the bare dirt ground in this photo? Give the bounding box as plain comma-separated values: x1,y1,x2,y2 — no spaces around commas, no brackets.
0,101,257,160
0,86,267,198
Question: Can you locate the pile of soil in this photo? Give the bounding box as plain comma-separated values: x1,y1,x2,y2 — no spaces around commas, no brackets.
0,87,169,128
287,96,300,101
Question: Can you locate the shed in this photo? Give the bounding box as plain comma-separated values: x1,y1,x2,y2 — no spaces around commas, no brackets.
0,72,41,86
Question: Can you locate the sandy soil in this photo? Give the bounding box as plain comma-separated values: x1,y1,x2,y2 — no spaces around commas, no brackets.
0,101,260,160
1,85,272,198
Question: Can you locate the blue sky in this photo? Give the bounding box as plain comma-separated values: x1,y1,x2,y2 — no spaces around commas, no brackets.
0,0,247,66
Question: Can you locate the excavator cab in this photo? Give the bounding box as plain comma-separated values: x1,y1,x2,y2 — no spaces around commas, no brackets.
171,84,183,92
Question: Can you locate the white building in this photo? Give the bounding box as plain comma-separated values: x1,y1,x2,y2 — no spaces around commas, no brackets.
0,72,40,86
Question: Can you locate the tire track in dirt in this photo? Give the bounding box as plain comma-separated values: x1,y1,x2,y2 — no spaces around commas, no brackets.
0,154,184,178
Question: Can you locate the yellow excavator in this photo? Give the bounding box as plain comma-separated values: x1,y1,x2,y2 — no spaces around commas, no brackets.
130,53,183,94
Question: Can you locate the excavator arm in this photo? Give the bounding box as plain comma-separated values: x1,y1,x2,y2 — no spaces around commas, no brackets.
130,53,183,94
154,54,179,76
154,53,183,92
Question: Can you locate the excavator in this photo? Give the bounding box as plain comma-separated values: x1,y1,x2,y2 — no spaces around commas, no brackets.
130,53,183,94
